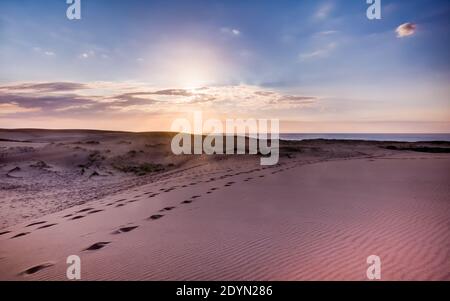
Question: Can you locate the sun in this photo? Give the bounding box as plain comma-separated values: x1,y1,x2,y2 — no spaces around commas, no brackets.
147,40,224,89
175,59,215,89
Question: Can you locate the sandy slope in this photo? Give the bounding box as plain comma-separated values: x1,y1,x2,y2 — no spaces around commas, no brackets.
0,152,449,280
1,129,400,229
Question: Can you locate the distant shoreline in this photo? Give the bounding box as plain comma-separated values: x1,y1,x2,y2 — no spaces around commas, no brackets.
279,133,450,143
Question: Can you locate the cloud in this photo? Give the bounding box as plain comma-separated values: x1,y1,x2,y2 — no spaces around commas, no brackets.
254,91,276,97
317,30,338,35
0,82,104,116
0,103,40,115
152,89,193,97
220,27,241,36
111,92,160,106
31,47,55,56
274,95,316,104
80,50,95,59
0,93,95,112
299,42,337,61
396,23,417,38
315,3,333,20
0,82,318,117
0,82,87,92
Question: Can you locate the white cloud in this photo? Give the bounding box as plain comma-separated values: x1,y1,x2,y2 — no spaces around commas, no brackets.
221,27,241,36
315,3,333,20
318,30,338,35
299,42,337,61
80,50,95,59
32,47,55,56
396,23,417,38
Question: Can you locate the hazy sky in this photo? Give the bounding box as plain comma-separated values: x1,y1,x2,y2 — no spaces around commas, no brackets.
0,0,449,132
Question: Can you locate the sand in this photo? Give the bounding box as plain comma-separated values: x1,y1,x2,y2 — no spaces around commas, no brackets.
0,129,449,280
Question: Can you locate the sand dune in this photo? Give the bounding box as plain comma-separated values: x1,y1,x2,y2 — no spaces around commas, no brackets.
0,129,449,280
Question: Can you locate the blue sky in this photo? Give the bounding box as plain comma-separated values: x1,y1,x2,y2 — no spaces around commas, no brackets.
0,0,449,132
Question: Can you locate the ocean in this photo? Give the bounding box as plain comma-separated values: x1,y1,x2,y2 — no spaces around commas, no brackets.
279,133,450,142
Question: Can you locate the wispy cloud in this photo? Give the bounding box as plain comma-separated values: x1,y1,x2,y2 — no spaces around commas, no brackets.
299,42,337,61
317,30,339,35
315,3,333,20
80,50,95,59
220,27,241,36
396,23,417,38
0,82,87,92
0,103,40,115
32,47,56,57
0,82,318,117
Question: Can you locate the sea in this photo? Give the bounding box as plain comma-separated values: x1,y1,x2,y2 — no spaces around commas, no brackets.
279,134,450,142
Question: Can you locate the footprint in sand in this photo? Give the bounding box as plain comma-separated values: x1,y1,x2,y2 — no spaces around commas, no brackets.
37,223,57,230
87,209,104,214
112,226,138,234
181,200,193,204
63,214,73,218
19,262,54,276
115,204,125,208
147,214,164,220
70,215,85,220
11,232,30,239
0,230,11,236
76,208,94,214
159,206,176,212
191,195,201,199
84,242,111,251
26,221,47,227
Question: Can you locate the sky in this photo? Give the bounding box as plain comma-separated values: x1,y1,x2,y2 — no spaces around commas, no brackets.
0,0,449,133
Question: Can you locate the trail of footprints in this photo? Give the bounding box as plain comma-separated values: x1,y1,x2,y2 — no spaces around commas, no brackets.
8,160,311,277
7,162,298,244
